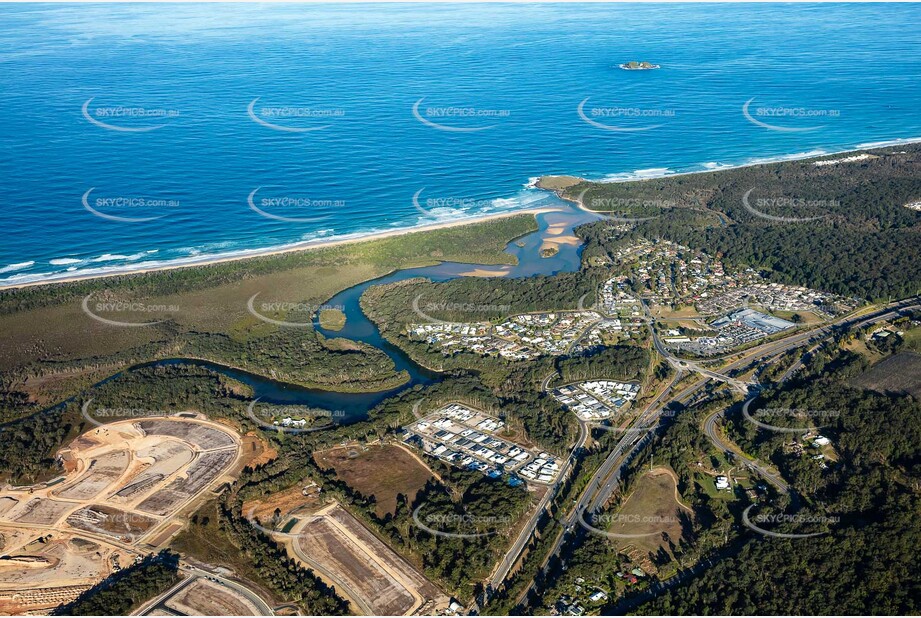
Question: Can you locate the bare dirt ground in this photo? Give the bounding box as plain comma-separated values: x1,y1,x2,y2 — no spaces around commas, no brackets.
0,535,114,614
163,577,261,616
0,583,95,615
240,433,277,468
0,416,243,612
609,466,694,571
314,444,433,517
137,449,236,517
146,522,185,549
243,484,323,523
0,497,18,518
290,503,447,616
65,505,156,539
54,449,130,500
11,498,74,526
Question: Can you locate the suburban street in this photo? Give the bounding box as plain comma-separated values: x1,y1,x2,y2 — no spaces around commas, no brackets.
701,406,789,494
491,295,920,610
132,565,274,616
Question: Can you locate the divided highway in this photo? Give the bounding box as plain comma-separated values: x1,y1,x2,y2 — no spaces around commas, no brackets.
488,295,919,611
699,296,920,496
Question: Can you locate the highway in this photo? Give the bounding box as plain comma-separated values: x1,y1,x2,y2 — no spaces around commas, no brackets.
480,374,590,606
498,295,919,611
699,297,920,495
645,301,751,396
505,367,690,608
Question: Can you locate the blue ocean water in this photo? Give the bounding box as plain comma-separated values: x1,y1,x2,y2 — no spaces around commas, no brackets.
1,3,919,286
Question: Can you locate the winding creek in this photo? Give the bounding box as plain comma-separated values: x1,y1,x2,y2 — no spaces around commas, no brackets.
195,196,596,423
65,195,600,427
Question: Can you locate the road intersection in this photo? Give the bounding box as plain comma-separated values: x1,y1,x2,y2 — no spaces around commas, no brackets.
482,295,919,611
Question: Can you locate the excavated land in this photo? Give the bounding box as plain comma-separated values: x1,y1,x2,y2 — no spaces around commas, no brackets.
289,503,448,616
0,415,242,614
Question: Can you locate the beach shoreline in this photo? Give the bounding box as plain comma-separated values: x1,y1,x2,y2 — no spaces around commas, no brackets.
545,135,921,188
538,137,921,214
4,136,920,293
0,207,559,291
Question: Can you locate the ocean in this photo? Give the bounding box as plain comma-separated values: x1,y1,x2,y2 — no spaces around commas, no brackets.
1,2,919,286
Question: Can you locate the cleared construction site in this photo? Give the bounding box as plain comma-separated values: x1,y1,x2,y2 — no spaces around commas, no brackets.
0,416,242,615
137,572,269,616
280,502,450,616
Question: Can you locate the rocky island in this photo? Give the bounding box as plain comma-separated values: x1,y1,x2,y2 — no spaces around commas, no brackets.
619,60,660,70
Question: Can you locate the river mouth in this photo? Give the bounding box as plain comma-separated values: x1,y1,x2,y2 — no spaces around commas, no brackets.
307,199,593,417
83,198,595,429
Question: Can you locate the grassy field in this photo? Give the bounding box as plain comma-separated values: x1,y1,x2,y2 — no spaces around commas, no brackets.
651,305,702,319
852,351,921,399
535,175,582,191
609,467,693,561
902,325,921,353
762,308,824,325
0,214,538,421
318,308,347,331
313,444,434,517
840,335,885,363
695,473,734,501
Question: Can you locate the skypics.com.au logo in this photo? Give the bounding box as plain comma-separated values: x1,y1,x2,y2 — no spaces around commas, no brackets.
82,188,179,223
66,506,157,544
577,190,671,223
81,399,180,427
247,188,341,223
82,292,178,328
579,509,680,540
247,98,345,133
412,188,502,220
412,98,510,132
577,98,675,132
742,97,839,133
742,505,839,539
246,399,346,434
742,397,840,434
741,189,834,223
411,293,510,326
82,98,179,132
246,293,343,328
412,504,513,539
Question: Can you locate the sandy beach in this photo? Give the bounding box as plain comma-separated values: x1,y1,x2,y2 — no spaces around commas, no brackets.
0,207,560,291
7,138,920,293
539,138,921,216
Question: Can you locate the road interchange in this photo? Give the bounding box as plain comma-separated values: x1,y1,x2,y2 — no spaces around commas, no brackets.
482,295,919,611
